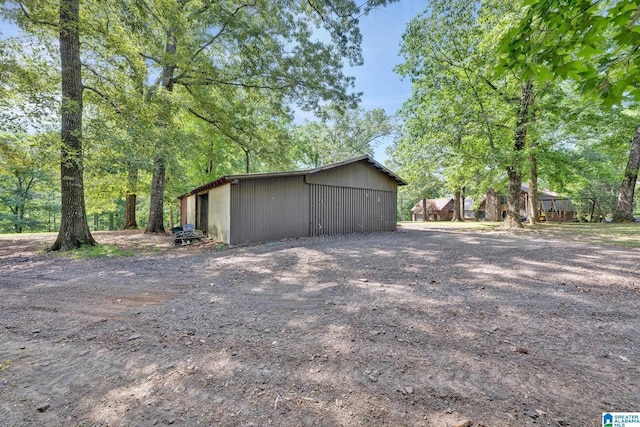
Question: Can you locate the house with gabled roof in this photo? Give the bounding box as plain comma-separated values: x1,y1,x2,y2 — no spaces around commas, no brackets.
410,197,476,221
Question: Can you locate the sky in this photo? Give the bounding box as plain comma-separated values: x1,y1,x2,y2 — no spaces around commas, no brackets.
344,1,426,164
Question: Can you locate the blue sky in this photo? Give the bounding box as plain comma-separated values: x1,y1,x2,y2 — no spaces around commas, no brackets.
346,1,426,163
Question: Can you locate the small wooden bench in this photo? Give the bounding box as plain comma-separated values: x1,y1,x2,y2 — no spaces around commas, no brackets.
172,224,205,246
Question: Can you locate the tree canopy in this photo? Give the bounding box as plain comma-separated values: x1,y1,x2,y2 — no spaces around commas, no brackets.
1,0,639,237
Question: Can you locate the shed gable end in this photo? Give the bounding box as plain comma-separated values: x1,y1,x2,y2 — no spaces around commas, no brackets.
305,160,398,191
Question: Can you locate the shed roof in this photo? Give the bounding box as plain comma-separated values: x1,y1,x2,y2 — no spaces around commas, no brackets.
180,155,407,198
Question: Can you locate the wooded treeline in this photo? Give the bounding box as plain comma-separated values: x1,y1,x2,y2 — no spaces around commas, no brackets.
389,0,640,225
0,0,395,247
1,0,639,247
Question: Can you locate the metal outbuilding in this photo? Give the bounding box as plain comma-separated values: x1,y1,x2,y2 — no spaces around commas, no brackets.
178,155,407,244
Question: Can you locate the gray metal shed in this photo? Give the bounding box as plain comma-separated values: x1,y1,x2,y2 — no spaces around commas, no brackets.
179,155,407,244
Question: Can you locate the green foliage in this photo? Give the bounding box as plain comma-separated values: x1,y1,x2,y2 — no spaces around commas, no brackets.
293,104,393,168
498,0,640,108
391,0,637,223
531,83,637,215
390,0,527,209
0,24,59,134
0,133,58,233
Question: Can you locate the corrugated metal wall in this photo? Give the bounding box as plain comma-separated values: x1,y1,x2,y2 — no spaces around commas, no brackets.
309,184,397,236
229,176,310,244
224,159,401,244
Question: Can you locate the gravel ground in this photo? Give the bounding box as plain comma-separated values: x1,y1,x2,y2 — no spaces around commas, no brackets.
0,225,639,427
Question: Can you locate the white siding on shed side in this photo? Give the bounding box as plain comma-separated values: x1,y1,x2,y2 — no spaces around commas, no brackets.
208,183,231,243
186,195,196,225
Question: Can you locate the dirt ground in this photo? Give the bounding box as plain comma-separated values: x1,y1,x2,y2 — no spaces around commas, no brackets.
1,225,639,427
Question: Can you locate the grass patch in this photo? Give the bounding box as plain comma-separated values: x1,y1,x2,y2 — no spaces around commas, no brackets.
404,220,640,248
70,244,136,259
0,359,12,372
534,222,640,247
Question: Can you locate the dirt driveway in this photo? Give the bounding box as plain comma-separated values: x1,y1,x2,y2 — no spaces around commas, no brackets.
1,226,639,426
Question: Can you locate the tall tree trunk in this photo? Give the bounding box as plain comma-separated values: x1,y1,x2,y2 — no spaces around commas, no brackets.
15,204,24,233
452,188,463,221
146,155,167,233
613,125,640,222
460,186,465,220
51,0,95,251
422,198,427,222
527,141,539,225
123,167,138,229
145,29,176,234
504,168,524,228
123,193,137,229
502,80,534,229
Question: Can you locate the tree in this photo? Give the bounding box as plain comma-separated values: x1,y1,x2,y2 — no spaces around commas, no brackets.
2,0,96,248
0,133,55,232
394,0,541,228
498,0,640,107
500,0,640,222
90,0,396,233
613,127,640,221
187,87,295,174
293,104,393,168
51,0,95,249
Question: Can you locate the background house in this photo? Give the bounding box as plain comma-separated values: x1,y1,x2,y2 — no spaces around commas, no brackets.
411,197,475,221
179,156,407,244
411,198,454,221
414,186,576,222
478,185,576,221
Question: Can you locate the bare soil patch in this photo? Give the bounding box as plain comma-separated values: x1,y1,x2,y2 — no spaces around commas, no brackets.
1,226,639,426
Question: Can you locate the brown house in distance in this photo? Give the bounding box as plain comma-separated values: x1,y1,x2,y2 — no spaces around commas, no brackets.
411,197,475,221
179,155,407,244
478,186,576,222
413,186,576,222
411,198,454,221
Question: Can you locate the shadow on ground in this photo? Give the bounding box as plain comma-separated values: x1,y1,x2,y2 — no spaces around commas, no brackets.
0,227,638,426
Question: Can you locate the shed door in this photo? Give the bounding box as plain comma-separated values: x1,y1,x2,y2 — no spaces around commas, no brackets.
197,194,208,234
